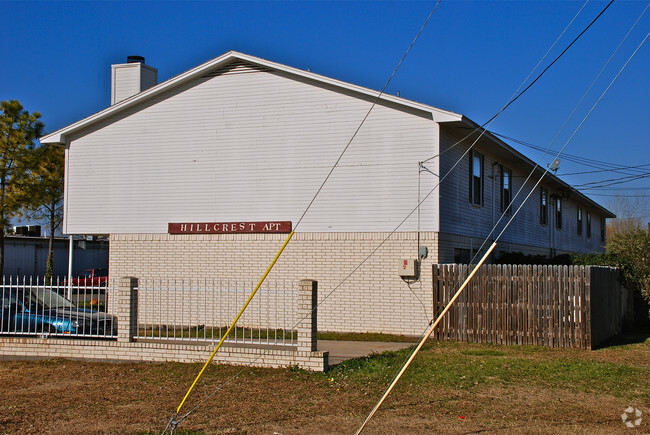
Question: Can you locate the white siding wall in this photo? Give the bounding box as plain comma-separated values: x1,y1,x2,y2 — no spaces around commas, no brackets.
66,67,439,234
438,128,606,259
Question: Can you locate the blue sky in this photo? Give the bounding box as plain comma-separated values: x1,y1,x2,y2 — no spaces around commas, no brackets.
2,0,649,221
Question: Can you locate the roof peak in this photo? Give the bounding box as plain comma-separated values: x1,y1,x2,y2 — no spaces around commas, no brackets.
40,50,462,145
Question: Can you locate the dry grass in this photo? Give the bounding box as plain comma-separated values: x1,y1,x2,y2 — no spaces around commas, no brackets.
0,332,647,434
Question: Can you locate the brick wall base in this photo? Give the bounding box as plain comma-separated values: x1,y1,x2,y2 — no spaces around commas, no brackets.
110,232,440,336
0,337,328,371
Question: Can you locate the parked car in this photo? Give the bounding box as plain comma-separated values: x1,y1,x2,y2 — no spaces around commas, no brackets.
67,268,109,288
0,286,117,337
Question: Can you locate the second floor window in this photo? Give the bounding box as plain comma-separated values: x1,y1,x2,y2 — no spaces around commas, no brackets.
555,197,562,229
470,150,484,206
587,211,591,238
577,206,583,236
500,166,512,215
540,188,548,225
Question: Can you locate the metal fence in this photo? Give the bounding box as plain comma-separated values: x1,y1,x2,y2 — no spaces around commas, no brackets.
135,279,297,346
0,276,117,339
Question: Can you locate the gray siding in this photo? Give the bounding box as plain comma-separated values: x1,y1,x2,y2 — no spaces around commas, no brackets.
439,129,606,257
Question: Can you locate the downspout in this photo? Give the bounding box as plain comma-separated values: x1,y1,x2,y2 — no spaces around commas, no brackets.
550,195,555,258
492,162,499,242
67,235,73,299
417,162,421,262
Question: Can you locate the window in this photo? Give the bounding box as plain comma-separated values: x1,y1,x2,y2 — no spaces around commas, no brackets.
454,248,470,264
500,166,512,215
586,211,591,238
601,218,606,242
540,188,548,225
469,151,484,206
577,206,583,236
555,197,562,229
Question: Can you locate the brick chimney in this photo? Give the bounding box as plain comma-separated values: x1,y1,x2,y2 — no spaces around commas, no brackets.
111,55,158,105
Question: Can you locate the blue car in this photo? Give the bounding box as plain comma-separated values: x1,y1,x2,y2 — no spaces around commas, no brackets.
0,286,117,337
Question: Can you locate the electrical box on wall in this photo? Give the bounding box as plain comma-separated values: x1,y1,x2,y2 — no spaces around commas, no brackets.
398,259,419,278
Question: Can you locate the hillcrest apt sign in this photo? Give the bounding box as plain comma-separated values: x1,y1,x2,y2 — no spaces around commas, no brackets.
168,221,292,234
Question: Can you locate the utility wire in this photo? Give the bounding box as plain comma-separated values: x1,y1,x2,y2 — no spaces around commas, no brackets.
166,2,638,432
557,163,650,176
163,3,442,433
588,192,650,197
357,22,650,435
490,2,649,184
421,0,610,164
492,131,650,175
465,6,650,254
576,173,650,190
470,29,650,267
573,172,650,188
294,0,441,230
188,7,647,428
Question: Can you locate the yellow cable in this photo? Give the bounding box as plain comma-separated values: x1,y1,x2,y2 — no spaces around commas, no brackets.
355,242,497,434
175,230,295,415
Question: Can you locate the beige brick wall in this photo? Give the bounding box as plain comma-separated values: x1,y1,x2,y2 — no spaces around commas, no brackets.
110,232,440,336
0,338,328,371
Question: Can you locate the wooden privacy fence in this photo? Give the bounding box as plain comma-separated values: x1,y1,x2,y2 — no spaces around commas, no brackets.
431,264,629,349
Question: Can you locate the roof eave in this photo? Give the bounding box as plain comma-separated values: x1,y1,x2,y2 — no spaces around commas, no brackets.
443,117,615,218
40,50,463,144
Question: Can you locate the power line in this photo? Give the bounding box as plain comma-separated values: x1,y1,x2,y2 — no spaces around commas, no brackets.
491,131,650,175
557,163,650,176
573,172,650,188
359,6,650,433
163,3,444,433
294,0,442,229
168,2,644,432
421,0,613,164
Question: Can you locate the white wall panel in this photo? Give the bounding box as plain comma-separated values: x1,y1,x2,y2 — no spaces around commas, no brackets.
65,68,439,234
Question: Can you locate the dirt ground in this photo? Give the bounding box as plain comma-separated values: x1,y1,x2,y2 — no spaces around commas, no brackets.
0,336,648,434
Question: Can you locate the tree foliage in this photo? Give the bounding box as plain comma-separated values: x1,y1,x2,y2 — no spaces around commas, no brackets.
607,227,650,301
0,100,44,275
19,145,65,281
573,223,650,325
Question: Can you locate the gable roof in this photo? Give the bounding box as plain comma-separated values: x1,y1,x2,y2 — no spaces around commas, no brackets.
39,50,463,145
41,50,613,218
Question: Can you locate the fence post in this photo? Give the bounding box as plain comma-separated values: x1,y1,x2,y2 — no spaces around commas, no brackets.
117,277,138,343
297,279,318,352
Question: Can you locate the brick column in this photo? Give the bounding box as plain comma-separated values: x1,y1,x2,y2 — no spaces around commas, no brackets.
117,277,138,343
297,279,318,352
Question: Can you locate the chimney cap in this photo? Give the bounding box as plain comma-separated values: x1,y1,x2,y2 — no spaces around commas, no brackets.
127,55,145,64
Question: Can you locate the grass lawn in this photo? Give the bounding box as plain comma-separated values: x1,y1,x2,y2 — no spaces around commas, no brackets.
0,331,647,434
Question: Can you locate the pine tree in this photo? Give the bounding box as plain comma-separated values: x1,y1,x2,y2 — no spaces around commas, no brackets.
19,145,64,282
0,100,44,275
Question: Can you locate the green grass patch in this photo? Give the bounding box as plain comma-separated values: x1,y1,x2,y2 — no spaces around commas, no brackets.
138,325,296,341
325,340,649,402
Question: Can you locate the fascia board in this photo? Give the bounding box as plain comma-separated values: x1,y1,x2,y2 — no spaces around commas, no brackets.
40,51,462,144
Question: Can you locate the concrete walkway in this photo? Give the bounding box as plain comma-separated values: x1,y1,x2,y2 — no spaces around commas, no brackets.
318,340,414,367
